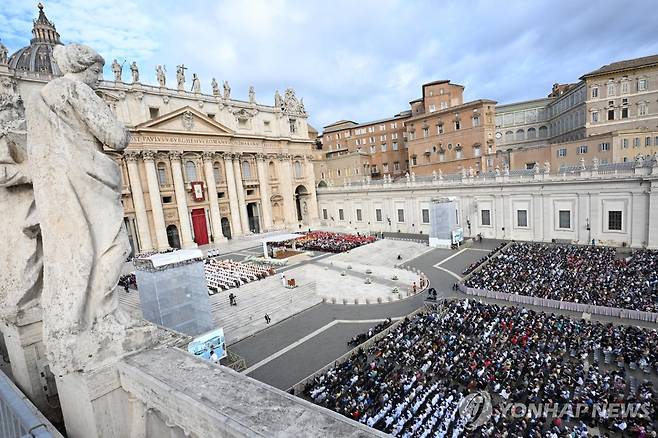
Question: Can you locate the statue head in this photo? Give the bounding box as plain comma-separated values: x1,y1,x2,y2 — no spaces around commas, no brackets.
53,44,104,89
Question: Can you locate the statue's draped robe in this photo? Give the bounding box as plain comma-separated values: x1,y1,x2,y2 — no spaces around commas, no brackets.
28,77,129,336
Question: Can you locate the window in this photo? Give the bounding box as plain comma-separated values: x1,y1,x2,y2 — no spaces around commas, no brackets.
322,209,328,220
383,163,389,172
621,107,628,119
370,145,376,154
600,142,609,151
634,137,640,148
338,209,344,220
591,111,599,123
392,133,398,140
526,162,536,170
213,163,221,182
293,161,303,178
149,107,160,119
356,209,362,221
557,148,567,157
623,138,629,148
639,103,648,116
517,210,528,227
157,163,167,185
607,83,615,96
472,116,480,127
185,160,197,181
392,142,398,150
379,125,386,131
162,196,173,204
429,104,436,112
394,162,400,171
621,81,629,94
473,145,481,157
607,109,614,120
527,127,536,139
481,209,491,226
437,124,444,135
591,86,598,98
263,120,270,131
439,151,446,162
638,79,648,91
381,143,387,152
380,134,387,141
391,122,397,129
538,126,548,138
411,156,417,166
608,211,622,231
422,209,430,223
375,209,382,222
422,127,429,137
369,137,375,144
242,161,252,178
397,209,405,223
558,210,570,229
454,120,461,130
455,148,462,160
577,145,588,154
646,137,652,147
289,118,297,133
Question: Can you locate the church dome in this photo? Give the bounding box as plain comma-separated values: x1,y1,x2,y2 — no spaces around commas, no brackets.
8,3,62,78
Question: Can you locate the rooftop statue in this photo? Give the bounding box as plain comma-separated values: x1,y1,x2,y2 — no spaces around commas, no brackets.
248,85,256,104
130,61,139,83
156,65,166,87
111,58,123,82
0,41,8,64
211,78,219,96
27,44,159,373
223,80,231,99
191,73,201,94
274,89,282,108
176,64,186,91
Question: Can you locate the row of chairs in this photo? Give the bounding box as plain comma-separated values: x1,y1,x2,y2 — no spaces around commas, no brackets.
204,259,275,295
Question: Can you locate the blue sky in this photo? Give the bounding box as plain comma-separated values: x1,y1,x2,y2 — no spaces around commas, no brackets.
2,0,658,130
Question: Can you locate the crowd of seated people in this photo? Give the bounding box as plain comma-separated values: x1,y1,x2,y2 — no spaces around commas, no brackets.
293,231,376,253
464,243,658,313
347,318,393,347
462,242,507,276
304,300,657,437
204,259,275,295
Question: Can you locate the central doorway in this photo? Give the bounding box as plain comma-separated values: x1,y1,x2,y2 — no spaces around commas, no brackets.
191,208,209,245
247,202,260,234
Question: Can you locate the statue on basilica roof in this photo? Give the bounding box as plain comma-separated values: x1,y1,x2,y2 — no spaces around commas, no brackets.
0,41,8,65
130,61,139,83
191,73,201,93
248,85,256,104
223,80,231,99
176,64,186,90
282,88,306,116
211,78,219,96
111,59,123,82
156,65,166,87
274,89,282,108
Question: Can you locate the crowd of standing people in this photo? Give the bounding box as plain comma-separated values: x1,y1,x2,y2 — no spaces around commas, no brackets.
304,300,657,437
465,243,658,313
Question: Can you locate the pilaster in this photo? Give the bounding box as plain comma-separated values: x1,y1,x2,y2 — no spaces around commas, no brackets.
222,153,243,236
124,152,153,251
168,152,196,248
202,152,227,243
141,151,169,250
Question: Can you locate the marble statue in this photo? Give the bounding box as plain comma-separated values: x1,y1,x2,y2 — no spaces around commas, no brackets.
156,65,166,87
411,172,416,182
534,163,540,174
223,80,231,99
111,58,122,82
211,78,219,96
282,88,306,116
592,157,599,171
405,172,410,183
26,44,140,372
495,166,501,176
0,76,42,317
130,61,139,83
544,161,550,174
176,64,186,91
274,90,282,108
579,157,586,170
0,41,8,65
248,85,256,104
503,162,510,176
635,155,644,167
191,73,201,93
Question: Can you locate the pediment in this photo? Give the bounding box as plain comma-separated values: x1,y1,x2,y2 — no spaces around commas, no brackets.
134,106,233,135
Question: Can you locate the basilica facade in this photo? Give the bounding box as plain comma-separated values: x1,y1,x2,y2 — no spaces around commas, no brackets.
1,4,319,254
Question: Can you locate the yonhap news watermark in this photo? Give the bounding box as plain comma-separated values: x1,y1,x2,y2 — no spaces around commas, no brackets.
459,390,652,428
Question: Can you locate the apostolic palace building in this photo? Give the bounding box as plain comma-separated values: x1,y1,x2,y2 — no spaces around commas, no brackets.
1,4,319,255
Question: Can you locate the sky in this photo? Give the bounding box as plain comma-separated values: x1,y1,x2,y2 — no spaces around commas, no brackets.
2,0,658,130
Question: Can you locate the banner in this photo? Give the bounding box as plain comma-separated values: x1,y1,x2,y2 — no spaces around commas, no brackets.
190,181,205,201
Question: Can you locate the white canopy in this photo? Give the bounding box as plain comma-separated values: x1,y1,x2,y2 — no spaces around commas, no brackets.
148,249,204,268
261,233,303,244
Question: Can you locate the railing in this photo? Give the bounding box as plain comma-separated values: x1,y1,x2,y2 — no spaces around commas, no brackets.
0,370,62,438
317,159,657,191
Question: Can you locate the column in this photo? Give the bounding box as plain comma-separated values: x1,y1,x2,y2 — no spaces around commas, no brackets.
202,152,227,243
648,183,658,249
277,154,297,225
142,151,169,250
256,154,273,231
124,152,153,251
223,153,243,236
233,154,251,233
304,155,319,225
168,152,196,248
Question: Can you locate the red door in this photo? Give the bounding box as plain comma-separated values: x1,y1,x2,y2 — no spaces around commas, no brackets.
191,208,209,245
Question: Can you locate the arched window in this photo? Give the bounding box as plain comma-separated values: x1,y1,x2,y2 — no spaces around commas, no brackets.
185,160,197,181
293,161,302,178
213,162,221,183
515,129,524,141
505,131,514,142
268,161,277,180
242,160,251,179
538,126,548,138
157,162,167,186
527,127,537,139
472,144,481,157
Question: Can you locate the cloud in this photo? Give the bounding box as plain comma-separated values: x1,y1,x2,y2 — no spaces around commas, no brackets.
2,0,658,129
